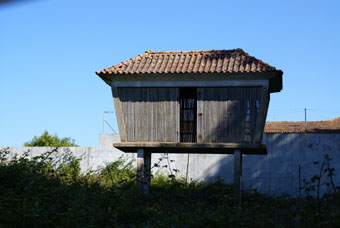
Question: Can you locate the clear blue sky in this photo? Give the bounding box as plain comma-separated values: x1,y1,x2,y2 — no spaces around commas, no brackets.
1,0,340,146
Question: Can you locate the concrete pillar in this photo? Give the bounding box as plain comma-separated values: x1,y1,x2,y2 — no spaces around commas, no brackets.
234,149,242,203
137,148,151,195
143,151,151,194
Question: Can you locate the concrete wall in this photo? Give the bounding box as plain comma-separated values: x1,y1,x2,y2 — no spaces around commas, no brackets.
2,133,340,196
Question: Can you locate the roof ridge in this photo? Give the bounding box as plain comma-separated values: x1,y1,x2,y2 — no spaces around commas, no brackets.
145,49,244,54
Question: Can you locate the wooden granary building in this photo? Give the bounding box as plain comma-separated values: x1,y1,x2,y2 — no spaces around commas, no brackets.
96,49,283,196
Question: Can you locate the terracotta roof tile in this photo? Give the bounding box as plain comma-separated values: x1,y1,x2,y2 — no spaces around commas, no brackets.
264,117,340,133
96,49,281,75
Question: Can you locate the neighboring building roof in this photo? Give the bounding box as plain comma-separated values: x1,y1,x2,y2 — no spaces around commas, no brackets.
96,49,282,75
264,117,340,133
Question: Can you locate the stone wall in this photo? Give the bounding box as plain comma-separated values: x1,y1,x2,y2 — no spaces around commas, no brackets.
2,133,340,196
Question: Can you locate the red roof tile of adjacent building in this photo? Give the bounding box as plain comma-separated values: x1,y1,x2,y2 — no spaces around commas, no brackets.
96,49,282,75
264,117,340,133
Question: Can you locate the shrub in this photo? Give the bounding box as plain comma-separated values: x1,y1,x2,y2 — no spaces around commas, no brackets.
24,131,78,147
0,148,339,227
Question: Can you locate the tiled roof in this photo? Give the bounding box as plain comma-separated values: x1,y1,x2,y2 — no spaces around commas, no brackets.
264,117,340,133
96,49,281,75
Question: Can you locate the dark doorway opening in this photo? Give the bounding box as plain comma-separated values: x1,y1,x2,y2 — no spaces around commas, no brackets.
180,87,197,142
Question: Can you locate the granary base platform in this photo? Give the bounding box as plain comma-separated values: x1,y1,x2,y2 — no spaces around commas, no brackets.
113,142,267,155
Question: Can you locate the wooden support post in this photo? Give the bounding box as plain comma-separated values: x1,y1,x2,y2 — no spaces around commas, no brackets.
137,148,151,195
234,149,242,203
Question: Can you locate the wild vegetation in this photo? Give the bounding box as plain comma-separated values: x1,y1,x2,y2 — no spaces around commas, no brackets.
0,147,339,227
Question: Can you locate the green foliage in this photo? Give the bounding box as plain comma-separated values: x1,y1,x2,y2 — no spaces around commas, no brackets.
100,155,136,188
24,130,78,147
0,148,339,228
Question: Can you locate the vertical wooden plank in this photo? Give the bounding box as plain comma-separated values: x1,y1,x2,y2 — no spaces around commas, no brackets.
215,88,222,142
174,88,179,142
239,87,246,143
166,88,176,142
205,88,212,142
253,85,269,143
210,88,215,142
219,88,226,142
164,89,170,142
165,89,170,142
141,88,150,142
134,88,140,141
227,100,237,142
236,88,243,142
175,88,180,143
221,87,228,142
122,88,129,140
244,87,254,143
218,88,223,142
233,88,238,142
254,87,262,137
226,89,233,142
202,88,208,142
112,87,127,142
197,88,204,143
234,149,242,203
249,87,258,142
209,88,214,142
160,89,165,141
151,88,156,142
209,88,216,142
149,88,154,142
157,88,162,141
153,88,158,142
141,88,148,142
173,88,177,142
127,88,135,142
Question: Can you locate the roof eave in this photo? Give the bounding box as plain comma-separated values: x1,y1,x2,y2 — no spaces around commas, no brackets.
96,71,282,92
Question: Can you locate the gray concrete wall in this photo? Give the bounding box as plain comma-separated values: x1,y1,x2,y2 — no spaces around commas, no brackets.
2,133,340,196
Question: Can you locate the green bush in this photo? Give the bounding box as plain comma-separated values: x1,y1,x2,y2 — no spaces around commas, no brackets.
100,155,136,188
24,130,78,147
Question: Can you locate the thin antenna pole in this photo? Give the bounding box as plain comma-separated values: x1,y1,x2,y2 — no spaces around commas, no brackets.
304,108,307,132
103,111,115,134
103,112,106,133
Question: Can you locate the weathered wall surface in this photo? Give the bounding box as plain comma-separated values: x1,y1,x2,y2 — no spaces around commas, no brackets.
2,133,340,196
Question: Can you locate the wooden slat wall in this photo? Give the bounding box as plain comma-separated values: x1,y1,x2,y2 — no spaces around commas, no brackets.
112,87,128,142
198,87,264,143
117,88,178,142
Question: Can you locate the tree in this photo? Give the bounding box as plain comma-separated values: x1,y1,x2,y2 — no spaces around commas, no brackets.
24,130,78,147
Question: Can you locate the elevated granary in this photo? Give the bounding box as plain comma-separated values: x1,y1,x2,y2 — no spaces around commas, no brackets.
96,49,283,148
96,49,283,196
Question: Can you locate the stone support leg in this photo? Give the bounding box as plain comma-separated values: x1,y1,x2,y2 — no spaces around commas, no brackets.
234,149,243,203
137,148,151,195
